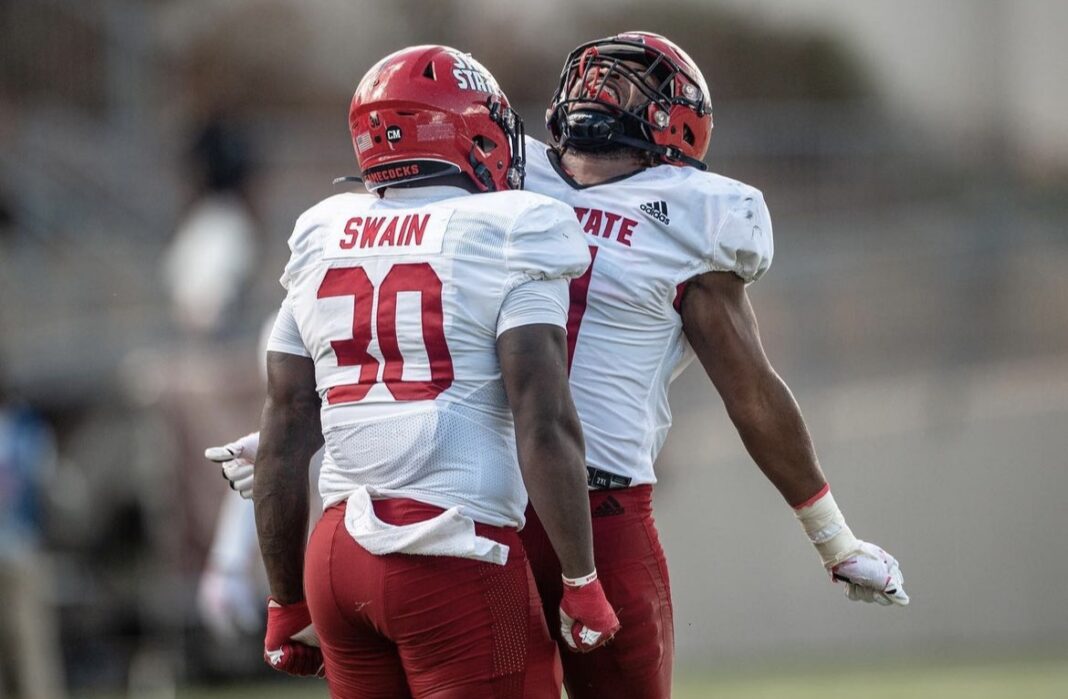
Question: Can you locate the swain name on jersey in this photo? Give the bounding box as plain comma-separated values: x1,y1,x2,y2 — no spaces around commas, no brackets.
326,208,451,259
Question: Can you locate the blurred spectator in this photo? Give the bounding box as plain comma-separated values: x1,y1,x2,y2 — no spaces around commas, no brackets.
196,493,263,642
0,376,66,699
129,109,269,683
162,113,260,337
152,108,266,576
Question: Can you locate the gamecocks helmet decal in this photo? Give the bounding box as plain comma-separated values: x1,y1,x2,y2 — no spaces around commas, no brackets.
547,31,712,170
348,45,525,193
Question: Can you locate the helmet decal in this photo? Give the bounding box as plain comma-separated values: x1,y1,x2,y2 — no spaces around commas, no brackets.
448,51,499,94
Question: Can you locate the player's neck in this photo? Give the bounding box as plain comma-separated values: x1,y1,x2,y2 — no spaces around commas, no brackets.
558,148,649,186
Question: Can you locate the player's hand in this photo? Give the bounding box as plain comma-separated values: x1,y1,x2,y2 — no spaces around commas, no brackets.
830,541,909,606
559,571,621,652
263,598,325,678
197,568,262,640
205,432,259,499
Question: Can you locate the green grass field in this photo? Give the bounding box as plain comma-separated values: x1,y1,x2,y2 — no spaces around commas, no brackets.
102,657,1066,699
672,659,1068,699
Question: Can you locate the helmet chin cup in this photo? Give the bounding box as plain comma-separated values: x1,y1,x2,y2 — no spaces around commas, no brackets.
562,111,624,151
559,109,707,170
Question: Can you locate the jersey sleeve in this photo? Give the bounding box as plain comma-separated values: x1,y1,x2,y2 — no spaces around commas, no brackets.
504,198,590,292
265,297,310,357
707,189,774,283
496,278,569,337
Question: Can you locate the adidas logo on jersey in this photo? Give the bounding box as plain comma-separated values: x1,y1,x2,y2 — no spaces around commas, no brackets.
640,200,670,225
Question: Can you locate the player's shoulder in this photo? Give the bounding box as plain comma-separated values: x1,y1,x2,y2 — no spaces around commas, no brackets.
452,187,574,224
663,168,774,281
658,166,765,210
281,192,375,287
467,189,586,277
637,166,770,248
287,191,377,251
293,192,374,231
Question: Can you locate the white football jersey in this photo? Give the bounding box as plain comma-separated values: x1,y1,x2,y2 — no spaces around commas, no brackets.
269,185,590,527
524,136,774,487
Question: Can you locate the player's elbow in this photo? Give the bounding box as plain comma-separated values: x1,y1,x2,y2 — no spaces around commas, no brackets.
518,409,584,459
530,410,583,446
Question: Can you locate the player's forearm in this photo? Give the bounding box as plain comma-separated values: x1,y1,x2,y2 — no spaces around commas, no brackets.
497,324,596,578
254,397,322,604
724,368,826,507
518,425,596,579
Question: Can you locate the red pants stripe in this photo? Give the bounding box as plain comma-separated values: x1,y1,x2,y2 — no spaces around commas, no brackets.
520,485,674,699
305,499,561,699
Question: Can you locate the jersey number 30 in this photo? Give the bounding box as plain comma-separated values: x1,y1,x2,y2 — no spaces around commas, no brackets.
317,262,454,404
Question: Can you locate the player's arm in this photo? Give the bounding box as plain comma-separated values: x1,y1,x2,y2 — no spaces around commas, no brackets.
497,322,620,650
682,271,908,605
682,271,824,504
498,323,591,577
253,350,326,676
256,351,322,602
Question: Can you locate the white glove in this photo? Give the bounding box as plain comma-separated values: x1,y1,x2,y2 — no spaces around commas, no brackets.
205,432,259,499
795,487,909,607
831,541,909,606
197,568,263,639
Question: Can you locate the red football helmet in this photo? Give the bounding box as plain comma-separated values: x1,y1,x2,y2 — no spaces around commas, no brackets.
547,31,712,169
348,45,524,193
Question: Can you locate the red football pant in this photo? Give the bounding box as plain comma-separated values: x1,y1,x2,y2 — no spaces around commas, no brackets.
304,500,561,699
520,485,674,699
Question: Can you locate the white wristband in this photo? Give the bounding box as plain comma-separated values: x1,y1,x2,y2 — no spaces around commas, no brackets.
562,570,598,588
794,487,860,568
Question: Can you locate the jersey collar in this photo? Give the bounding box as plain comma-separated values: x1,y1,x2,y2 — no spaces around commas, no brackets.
546,147,654,191
381,185,472,202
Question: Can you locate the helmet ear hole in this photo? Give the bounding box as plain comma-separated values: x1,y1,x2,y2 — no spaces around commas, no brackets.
473,135,498,155
682,124,695,146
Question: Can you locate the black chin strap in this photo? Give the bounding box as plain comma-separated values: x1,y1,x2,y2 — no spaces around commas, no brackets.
603,132,707,171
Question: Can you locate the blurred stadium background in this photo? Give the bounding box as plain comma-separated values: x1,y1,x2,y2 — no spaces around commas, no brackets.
2,0,1067,697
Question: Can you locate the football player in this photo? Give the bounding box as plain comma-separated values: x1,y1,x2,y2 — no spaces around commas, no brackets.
209,31,908,699
249,45,619,697
511,31,908,698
